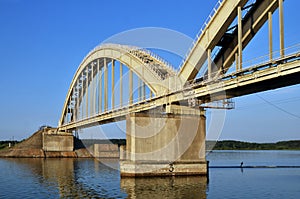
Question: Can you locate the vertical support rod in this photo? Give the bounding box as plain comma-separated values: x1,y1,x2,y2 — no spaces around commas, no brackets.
81,73,84,120
207,49,212,80
142,66,146,100
104,58,108,111
85,66,89,118
72,88,76,122
150,90,153,99
111,60,115,110
268,12,273,60
129,69,133,105
279,0,285,57
138,78,141,100
235,53,239,72
91,63,94,116
76,81,79,122
142,81,146,100
237,6,243,70
120,62,123,107
98,59,102,113
95,59,98,114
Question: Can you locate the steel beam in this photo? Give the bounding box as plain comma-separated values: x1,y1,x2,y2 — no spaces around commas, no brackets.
142,81,146,100
112,60,115,109
120,62,123,107
104,58,108,111
85,66,89,118
129,69,133,105
138,78,141,100
91,63,94,116
268,12,273,60
279,0,285,57
98,59,102,113
81,73,84,120
208,49,212,79
238,6,242,70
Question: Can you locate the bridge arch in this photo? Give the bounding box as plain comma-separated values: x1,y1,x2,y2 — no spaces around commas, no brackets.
59,44,176,126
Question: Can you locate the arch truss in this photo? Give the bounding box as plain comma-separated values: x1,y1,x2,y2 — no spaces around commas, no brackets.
59,44,176,126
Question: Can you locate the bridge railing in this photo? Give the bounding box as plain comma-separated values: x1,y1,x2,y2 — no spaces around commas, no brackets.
241,43,300,69
183,44,300,88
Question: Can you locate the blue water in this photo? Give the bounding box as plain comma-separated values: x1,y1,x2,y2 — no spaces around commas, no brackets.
0,151,299,198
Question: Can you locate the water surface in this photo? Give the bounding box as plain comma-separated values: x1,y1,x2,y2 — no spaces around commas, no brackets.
0,150,299,198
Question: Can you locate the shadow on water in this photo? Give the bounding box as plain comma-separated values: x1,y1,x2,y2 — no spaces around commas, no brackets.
121,176,207,199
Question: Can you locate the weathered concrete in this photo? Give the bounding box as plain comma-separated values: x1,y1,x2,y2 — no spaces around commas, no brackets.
0,130,92,158
43,131,74,152
120,107,207,177
91,144,119,158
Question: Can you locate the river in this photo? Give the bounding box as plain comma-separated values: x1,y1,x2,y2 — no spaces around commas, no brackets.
0,150,299,198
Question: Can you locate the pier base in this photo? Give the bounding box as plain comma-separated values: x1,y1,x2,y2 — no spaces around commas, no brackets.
42,130,74,152
120,106,207,177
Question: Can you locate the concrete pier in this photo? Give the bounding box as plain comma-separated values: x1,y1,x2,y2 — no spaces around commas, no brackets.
43,130,74,152
120,106,207,177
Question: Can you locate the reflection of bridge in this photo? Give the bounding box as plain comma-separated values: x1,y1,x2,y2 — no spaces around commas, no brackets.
56,0,300,176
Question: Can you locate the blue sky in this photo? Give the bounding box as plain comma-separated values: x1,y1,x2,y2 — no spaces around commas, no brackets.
0,0,299,142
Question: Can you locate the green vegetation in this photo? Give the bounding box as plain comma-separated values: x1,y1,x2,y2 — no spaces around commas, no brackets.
0,141,20,150
209,140,300,150
1,139,299,151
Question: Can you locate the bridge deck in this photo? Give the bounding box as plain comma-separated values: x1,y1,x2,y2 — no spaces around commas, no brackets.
59,53,300,131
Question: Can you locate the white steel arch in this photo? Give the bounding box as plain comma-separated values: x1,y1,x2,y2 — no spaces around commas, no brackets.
59,44,176,126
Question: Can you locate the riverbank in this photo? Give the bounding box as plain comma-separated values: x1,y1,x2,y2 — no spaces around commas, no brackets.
207,140,300,150
0,130,92,158
0,132,299,158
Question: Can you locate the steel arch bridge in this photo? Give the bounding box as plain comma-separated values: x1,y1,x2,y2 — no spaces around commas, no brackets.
59,44,176,127
59,0,300,131
53,0,300,177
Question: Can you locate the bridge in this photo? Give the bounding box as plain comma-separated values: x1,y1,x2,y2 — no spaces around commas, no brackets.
50,0,300,176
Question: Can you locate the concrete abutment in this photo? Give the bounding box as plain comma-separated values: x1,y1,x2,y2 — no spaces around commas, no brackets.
120,106,207,177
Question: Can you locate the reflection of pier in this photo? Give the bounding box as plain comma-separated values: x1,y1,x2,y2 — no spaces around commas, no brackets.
121,176,207,198
4,158,100,198
2,158,209,198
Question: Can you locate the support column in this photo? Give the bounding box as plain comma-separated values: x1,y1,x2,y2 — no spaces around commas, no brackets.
142,82,146,100
72,88,75,122
120,106,207,177
112,60,115,109
138,78,141,100
104,58,108,111
120,62,123,107
235,53,239,72
268,12,273,60
279,0,285,57
91,63,94,116
129,69,133,105
98,59,102,113
81,73,84,120
85,67,89,118
76,81,79,121
207,49,212,80
237,6,243,70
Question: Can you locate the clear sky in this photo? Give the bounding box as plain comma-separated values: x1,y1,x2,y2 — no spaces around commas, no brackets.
0,0,299,142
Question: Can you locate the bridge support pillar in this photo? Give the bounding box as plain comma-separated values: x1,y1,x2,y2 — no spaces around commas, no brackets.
42,130,74,152
120,106,207,177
